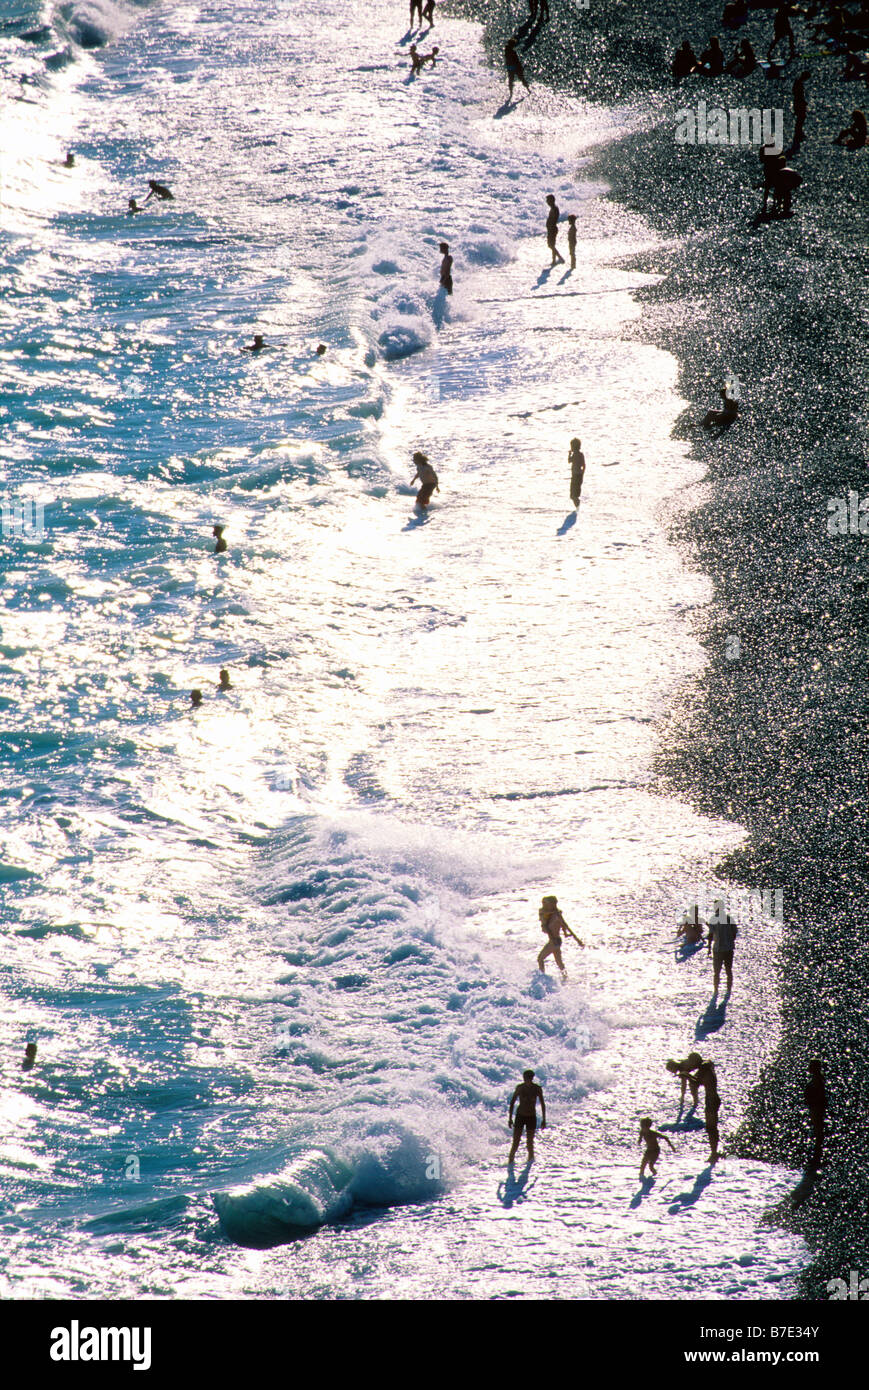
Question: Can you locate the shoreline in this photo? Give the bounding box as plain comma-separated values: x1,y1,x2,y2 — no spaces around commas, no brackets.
450,0,868,1297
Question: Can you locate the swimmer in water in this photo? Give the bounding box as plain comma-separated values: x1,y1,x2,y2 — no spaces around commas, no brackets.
316,344,327,356
63,151,75,168
410,43,439,73
638,1117,676,1178
439,241,453,294
242,334,265,353
22,1042,37,1071
127,198,142,215
144,179,174,202
411,451,439,508
213,524,228,554
566,213,577,269
218,668,232,691
191,689,203,708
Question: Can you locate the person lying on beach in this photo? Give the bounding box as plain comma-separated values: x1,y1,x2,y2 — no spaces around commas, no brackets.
672,39,700,82
638,1118,676,1178
505,39,530,99
725,39,759,75
833,108,867,147
144,179,174,202
666,1053,704,1109
409,43,439,73
702,383,740,427
698,35,725,74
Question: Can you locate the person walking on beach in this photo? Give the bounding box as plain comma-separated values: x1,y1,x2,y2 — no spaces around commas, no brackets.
566,213,577,269
410,451,439,508
537,895,583,979
409,0,423,28
666,1053,704,1110
695,1060,722,1163
508,1069,546,1164
569,437,585,508
767,4,797,63
545,194,565,266
638,1117,676,1178
804,1059,827,1171
439,241,453,294
504,39,530,100
792,70,810,148
422,0,435,26
707,901,737,995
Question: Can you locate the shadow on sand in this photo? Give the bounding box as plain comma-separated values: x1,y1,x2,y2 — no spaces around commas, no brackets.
498,1160,537,1208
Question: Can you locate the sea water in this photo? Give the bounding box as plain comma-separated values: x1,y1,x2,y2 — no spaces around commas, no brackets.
0,0,809,1298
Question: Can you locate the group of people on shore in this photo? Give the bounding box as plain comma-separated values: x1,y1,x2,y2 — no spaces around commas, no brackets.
512,892,828,1182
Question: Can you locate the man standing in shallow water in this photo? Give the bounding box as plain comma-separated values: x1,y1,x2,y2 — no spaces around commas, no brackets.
508,1069,546,1163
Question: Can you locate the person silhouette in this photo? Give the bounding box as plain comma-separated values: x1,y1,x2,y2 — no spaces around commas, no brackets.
569,437,585,507
508,1069,546,1163
804,1059,827,1170
545,194,565,266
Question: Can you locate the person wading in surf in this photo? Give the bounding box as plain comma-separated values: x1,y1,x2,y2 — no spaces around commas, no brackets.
411,451,439,508
508,1069,546,1163
537,895,583,979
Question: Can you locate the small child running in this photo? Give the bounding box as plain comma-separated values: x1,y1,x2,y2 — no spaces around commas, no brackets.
638,1117,676,1178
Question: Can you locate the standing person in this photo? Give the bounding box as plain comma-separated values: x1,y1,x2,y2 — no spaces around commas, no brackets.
528,0,538,20
538,0,550,21
638,1118,676,1178
566,213,577,269
410,451,439,508
508,1069,546,1164
545,194,565,266
213,523,228,553
568,437,585,508
696,1060,721,1163
438,241,453,294
504,39,530,100
537,894,584,979
422,0,435,25
409,0,423,28
792,70,810,147
706,900,737,995
767,4,797,62
804,1059,827,1170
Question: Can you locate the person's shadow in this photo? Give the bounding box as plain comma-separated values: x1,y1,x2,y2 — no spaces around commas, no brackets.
402,505,429,531
534,265,553,289
498,1160,536,1207
495,97,524,118
675,937,704,962
667,1166,714,1213
558,267,574,285
629,1175,656,1207
557,511,577,536
695,993,729,1040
